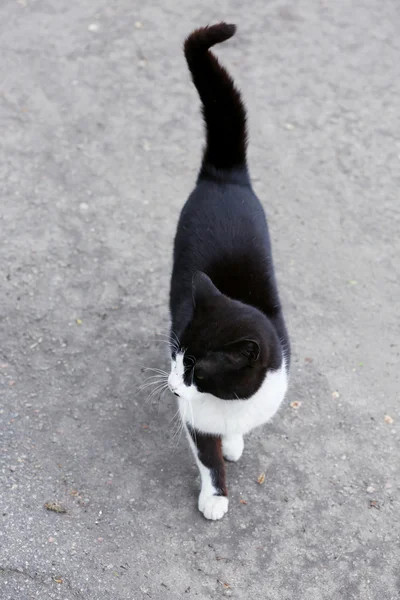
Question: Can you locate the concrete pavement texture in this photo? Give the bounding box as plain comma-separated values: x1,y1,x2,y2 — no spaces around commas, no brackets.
1,0,399,598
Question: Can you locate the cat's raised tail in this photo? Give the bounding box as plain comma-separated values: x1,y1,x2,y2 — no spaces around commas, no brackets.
184,23,248,172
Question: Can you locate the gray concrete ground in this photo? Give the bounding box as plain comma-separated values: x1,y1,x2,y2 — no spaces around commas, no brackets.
0,0,399,598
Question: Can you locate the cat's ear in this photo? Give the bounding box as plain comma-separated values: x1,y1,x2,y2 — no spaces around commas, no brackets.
224,339,260,367
192,271,221,307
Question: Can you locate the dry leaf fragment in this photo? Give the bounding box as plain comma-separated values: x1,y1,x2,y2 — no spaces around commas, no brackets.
239,499,248,505
223,583,231,589
76,319,82,325
53,576,63,584
44,502,66,514
384,415,394,424
290,401,301,410
369,500,380,510
257,473,265,485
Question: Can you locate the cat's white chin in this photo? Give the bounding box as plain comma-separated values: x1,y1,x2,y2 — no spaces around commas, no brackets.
198,493,228,520
172,355,288,437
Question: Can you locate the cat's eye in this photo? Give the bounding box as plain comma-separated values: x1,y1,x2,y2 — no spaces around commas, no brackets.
195,372,205,380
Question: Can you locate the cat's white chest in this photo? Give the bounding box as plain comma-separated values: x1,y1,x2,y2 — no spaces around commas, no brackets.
171,358,288,436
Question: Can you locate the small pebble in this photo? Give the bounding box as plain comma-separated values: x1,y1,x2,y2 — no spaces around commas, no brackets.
290,401,301,410
88,23,99,32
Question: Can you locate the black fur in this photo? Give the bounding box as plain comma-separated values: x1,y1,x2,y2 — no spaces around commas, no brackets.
170,23,290,401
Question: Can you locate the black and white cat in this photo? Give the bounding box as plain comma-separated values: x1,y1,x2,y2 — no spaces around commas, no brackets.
168,23,290,520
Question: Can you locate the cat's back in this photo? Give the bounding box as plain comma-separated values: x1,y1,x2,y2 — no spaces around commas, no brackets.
177,172,269,248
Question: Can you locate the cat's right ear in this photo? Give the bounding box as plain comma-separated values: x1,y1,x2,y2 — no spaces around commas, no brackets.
192,271,221,307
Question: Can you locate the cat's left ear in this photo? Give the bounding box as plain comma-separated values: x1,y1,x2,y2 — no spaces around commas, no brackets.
224,339,260,367
192,271,221,307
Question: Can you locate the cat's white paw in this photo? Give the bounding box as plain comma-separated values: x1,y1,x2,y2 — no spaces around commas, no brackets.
222,434,244,462
198,493,228,520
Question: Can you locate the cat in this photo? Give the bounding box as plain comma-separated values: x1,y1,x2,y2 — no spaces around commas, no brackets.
168,23,290,520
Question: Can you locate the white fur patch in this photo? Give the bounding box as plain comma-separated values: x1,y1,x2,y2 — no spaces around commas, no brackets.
222,434,244,462
198,494,228,520
168,353,185,394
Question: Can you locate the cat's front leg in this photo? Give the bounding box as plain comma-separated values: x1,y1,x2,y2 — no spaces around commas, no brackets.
222,434,244,462
186,425,228,520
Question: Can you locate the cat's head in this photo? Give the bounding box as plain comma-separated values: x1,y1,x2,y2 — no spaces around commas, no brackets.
168,272,282,401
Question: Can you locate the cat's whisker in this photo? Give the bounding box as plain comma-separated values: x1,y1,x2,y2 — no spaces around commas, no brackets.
140,374,168,385
156,331,180,351
175,420,186,449
143,367,169,375
145,382,169,405
171,410,181,436
171,414,182,446
157,387,169,416
139,373,168,384
147,381,169,397
172,404,187,449
168,330,181,348
151,383,169,404
155,336,178,350
168,406,181,425
139,378,167,392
